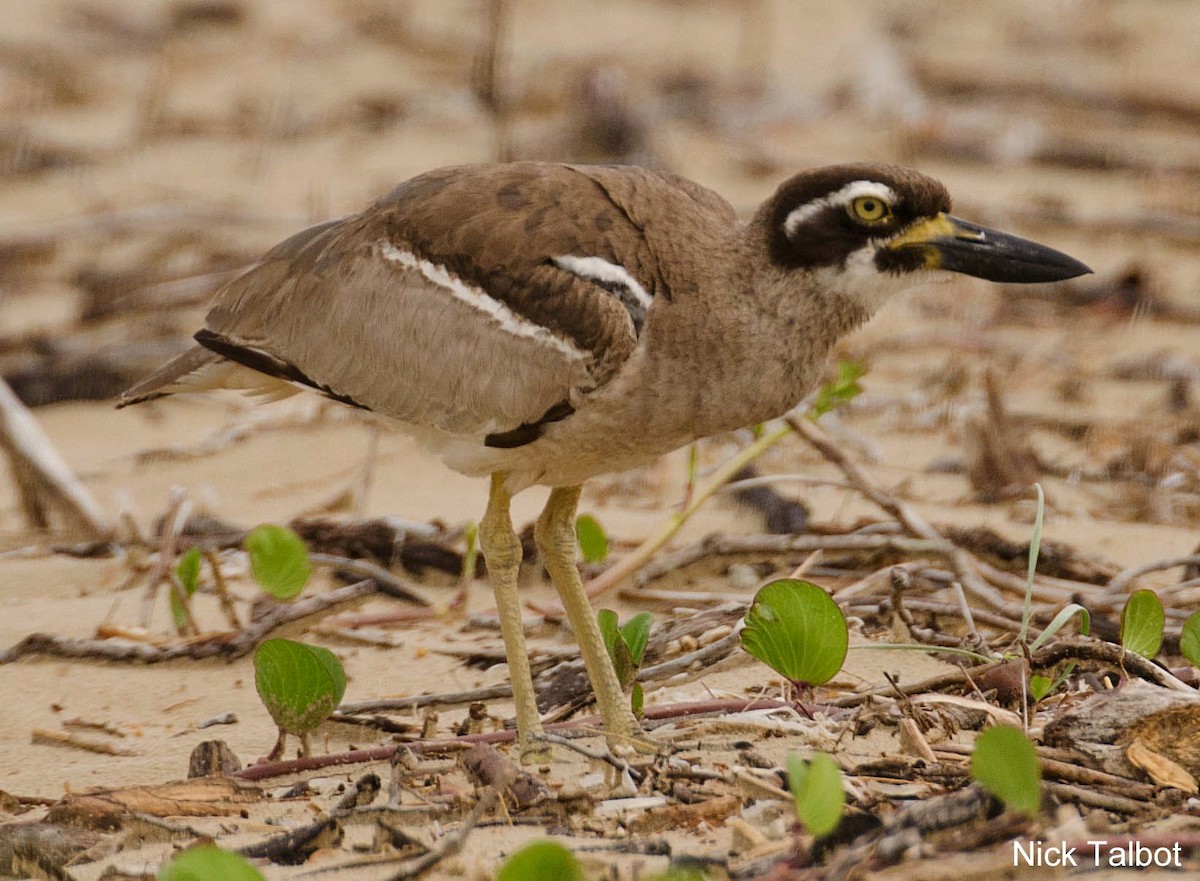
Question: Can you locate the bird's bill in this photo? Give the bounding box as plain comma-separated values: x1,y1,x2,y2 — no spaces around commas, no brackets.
887,213,1092,283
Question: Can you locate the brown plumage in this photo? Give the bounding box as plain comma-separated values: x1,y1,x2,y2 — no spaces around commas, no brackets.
121,161,1090,755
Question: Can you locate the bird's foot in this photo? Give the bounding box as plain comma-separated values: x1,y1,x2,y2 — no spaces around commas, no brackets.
517,740,553,766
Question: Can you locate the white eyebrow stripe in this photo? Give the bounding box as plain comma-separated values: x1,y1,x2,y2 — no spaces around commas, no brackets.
783,180,897,237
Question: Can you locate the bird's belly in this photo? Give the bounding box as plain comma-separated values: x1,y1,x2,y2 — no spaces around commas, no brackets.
414,345,818,491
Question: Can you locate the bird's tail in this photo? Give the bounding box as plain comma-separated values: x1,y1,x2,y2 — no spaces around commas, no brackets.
116,345,222,408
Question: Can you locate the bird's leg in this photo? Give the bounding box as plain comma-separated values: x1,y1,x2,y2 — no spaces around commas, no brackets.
535,485,649,752
479,473,546,760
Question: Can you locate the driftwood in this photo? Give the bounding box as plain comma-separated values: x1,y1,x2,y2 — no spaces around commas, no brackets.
0,376,109,538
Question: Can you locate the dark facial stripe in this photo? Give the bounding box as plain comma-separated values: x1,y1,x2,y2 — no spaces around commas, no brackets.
762,164,952,272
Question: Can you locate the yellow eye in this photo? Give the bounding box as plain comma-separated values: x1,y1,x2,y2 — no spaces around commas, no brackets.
850,196,890,223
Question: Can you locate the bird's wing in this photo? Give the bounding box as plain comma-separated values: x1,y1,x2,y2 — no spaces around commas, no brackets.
193,163,732,440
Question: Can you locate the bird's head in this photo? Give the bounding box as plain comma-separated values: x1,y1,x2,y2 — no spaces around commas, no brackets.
757,163,1091,311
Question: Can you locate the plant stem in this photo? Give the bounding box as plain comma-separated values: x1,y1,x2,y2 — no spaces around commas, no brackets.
585,424,794,599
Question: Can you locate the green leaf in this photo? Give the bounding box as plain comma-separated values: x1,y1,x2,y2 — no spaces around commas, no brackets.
598,608,619,656
244,525,310,599
1028,674,1053,702
169,547,203,631
496,840,583,881
971,724,1041,816
1120,589,1165,659
809,360,866,418
619,612,653,667
176,547,202,593
462,520,479,580
740,579,848,686
643,868,710,881
1028,603,1091,653
786,752,845,837
1181,611,1200,668
598,609,636,690
157,845,265,881
631,682,644,718
253,639,346,736
575,514,609,565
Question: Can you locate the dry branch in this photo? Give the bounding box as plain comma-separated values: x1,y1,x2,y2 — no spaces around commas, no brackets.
0,579,379,664
0,376,109,539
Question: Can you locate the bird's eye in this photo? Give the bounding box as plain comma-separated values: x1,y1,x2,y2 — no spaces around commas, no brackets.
850,196,891,224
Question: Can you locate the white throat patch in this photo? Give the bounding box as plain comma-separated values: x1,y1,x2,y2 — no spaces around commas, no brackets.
811,242,942,313
783,180,897,238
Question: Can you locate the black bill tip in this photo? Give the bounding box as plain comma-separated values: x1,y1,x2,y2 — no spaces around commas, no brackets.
887,213,1092,284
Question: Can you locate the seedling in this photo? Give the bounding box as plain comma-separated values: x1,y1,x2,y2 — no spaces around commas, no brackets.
244,524,311,600
158,845,265,881
740,579,848,700
169,546,203,634
496,840,583,881
253,637,346,760
599,609,652,717
1017,485,1089,706
1028,675,1054,702
576,513,610,565
643,867,711,880
971,724,1041,816
809,359,866,419
461,521,479,580
786,751,845,838
1181,611,1200,669
1121,588,1165,659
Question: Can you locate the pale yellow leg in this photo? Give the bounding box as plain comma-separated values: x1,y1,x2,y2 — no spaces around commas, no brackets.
479,474,545,759
535,485,649,751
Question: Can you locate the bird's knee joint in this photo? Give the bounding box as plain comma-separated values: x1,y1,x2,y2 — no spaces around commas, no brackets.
480,526,523,572
533,517,574,560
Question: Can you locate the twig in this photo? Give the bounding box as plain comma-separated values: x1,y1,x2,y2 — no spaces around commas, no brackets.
582,424,795,601
140,487,192,628
0,376,109,539
788,416,1028,618
1100,555,1200,601
309,554,434,607
829,664,992,708
204,548,241,630
1042,780,1148,815
849,598,1024,632
382,775,507,880
1,579,379,664
339,627,747,719
235,698,801,781
635,532,957,587
31,728,138,757
1031,636,1194,693
530,732,644,783
638,627,745,683
238,774,380,864
786,415,938,540
337,683,514,716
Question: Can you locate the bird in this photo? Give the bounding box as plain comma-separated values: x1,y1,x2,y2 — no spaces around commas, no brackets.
120,161,1091,757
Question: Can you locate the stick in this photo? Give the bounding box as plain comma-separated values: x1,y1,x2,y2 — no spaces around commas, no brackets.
0,579,379,664
139,487,192,628
1100,554,1200,601
582,424,796,601
383,776,507,880
0,377,109,539
788,416,1028,617
309,554,434,607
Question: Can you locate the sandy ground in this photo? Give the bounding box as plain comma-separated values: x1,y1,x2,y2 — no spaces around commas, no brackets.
2,0,1200,878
